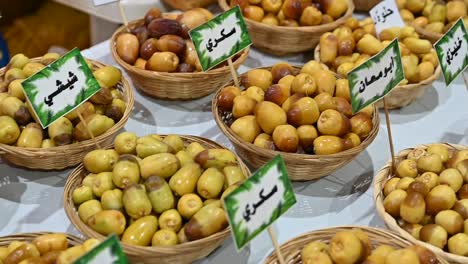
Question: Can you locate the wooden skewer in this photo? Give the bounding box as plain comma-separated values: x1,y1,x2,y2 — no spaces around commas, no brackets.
267,227,286,264
77,112,101,149
227,57,240,88
383,98,396,175
118,0,129,31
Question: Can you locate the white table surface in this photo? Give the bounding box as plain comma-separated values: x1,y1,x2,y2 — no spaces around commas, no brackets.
0,40,467,264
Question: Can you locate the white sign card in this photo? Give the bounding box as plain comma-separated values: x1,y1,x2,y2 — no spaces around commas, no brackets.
21,48,101,128
370,0,405,35
189,6,252,71
223,155,296,251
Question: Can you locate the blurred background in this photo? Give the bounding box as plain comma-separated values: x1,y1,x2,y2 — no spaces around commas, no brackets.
0,0,169,66
1,0,90,60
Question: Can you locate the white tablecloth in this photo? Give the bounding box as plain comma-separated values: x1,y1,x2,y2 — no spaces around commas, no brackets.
0,40,467,264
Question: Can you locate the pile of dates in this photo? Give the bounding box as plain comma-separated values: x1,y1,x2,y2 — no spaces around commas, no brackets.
230,0,349,27
399,0,468,35
319,17,438,84
73,133,247,247
300,228,440,264
116,7,219,73
383,145,468,256
0,233,100,264
217,60,374,155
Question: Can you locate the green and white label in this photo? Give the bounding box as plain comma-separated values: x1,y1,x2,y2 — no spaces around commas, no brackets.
74,235,128,264
370,0,405,35
21,48,101,128
434,18,468,86
189,6,252,71
223,155,296,251
348,38,404,114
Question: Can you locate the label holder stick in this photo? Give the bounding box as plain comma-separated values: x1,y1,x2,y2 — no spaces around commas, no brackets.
77,112,101,149
267,226,285,264
464,73,468,88
227,57,240,88
118,0,129,30
383,97,396,174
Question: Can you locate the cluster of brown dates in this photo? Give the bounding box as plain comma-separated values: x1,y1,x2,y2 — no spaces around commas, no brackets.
115,7,216,73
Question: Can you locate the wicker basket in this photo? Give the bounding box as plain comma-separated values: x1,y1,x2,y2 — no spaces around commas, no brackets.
374,143,468,264
264,226,449,264
353,0,380,12
314,45,442,109
63,135,251,264
0,232,84,247
161,0,218,10
218,0,354,56
110,17,249,100
0,58,134,170
212,66,380,181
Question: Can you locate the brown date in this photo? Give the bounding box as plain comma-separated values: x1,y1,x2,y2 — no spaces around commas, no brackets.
140,38,158,60
144,8,162,25
282,0,304,20
157,35,186,56
147,19,182,38
177,63,195,73
131,26,149,45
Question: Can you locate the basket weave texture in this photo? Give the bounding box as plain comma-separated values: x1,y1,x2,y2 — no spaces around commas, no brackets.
110,17,249,100
0,58,134,170
161,0,218,10
63,135,251,264
0,232,84,247
218,0,355,56
212,66,380,181
374,143,468,264
314,45,442,109
264,226,449,264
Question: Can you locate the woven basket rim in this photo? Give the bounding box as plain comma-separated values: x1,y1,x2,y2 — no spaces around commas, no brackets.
218,0,355,32
110,17,250,79
63,134,251,257
0,232,85,246
373,143,468,263
313,45,442,90
263,225,449,264
212,65,380,162
0,57,134,157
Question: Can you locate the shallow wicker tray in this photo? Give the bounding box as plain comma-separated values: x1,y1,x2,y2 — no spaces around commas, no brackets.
218,0,354,56
374,143,468,264
63,134,251,264
314,45,442,109
0,232,84,247
353,0,380,12
264,226,449,264
110,17,249,100
0,58,134,170
212,66,380,181
161,0,217,10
